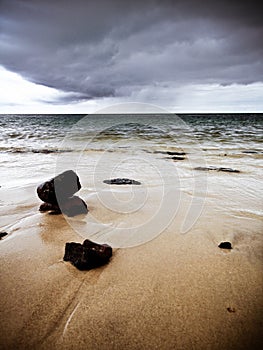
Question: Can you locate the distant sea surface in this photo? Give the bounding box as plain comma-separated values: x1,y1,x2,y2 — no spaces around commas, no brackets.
0,113,262,180
1,113,262,152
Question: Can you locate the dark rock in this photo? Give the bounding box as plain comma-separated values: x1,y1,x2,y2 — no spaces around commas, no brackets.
170,156,185,161
218,167,240,173
32,149,57,154
37,170,81,204
167,151,186,156
242,150,258,154
60,196,88,217
194,166,218,171
227,307,236,313
0,232,8,239
103,178,141,185
218,241,232,249
63,239,112,270
37,171,88,217
39,202,61,212
153,151,167,154
39,196,87,217
194,166,240,173
153,150,186,156
32,149,73,154
48,210,63,216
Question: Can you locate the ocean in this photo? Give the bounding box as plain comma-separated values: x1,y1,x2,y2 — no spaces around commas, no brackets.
0,113,262,247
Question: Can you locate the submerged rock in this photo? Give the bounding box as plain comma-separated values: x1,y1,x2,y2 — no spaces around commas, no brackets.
170,156,185,161
103,178,141,185
63,239,113,270
194,166,218,171
32,149,58,154
218,167,240,173
242,150,259,154
194,166,240,173
218,241,232,249
37,170,81,204
153,150,186,156
0,232,8,239
166,151,186,156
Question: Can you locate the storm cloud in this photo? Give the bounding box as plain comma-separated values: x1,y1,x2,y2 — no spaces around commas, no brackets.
0,0,262,103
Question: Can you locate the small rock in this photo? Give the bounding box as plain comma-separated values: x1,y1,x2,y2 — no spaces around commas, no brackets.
167,151,186,156
194,166,240,173
227,307,236,313
32,149,57,154
152,151,168,154
170,156,185,161
218,167,240,173
103,178,141,185
194,166,217,171
242,150,258,154
0,232,8,239
63,239,112,270
39,202,60,212
218,241,232,249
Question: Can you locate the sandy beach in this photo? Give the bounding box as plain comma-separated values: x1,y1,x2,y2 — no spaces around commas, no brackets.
0,171,262,349
1,114,263,349
1,0,263,346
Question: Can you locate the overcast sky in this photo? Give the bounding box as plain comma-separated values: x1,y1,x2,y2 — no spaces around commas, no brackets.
0,0,262,113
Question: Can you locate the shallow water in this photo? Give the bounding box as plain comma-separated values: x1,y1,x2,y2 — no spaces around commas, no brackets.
0,114,262,247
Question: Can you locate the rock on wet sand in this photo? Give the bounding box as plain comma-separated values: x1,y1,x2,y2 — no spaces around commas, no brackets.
63,239,113,270
0,232,8,239
218,241,232,249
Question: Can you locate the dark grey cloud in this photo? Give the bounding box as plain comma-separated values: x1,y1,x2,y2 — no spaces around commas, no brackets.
0,0,262,103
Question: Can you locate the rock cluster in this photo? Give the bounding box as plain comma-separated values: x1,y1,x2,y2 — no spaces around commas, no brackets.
37,170,88,217
37,171,113,271
63,239,113,270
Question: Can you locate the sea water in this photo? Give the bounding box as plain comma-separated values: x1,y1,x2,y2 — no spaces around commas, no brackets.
0,113,262,183
0,114,262,247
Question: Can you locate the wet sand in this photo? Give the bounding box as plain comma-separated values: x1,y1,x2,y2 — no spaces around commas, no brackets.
0,182,262,350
